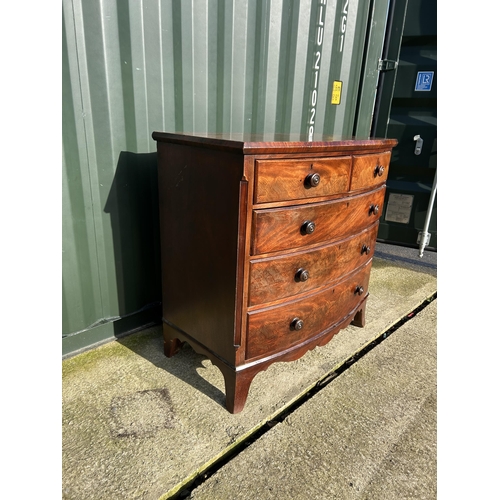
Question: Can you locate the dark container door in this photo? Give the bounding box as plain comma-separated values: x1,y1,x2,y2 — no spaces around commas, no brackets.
371,0,437,250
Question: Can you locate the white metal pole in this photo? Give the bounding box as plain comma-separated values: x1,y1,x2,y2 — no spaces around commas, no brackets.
418,167,437,257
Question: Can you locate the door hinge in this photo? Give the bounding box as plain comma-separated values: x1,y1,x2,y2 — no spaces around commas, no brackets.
378,59,398,72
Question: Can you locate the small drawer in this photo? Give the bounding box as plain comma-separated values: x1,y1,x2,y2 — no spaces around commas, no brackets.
254,157,351,204
251,186,385,255
246,261,372,360
350,151,391,192
248,222,379,306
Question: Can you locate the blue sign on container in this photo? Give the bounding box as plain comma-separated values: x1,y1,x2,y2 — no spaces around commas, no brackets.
415,71,434,91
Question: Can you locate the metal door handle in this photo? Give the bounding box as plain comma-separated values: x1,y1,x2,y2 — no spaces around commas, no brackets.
414,135,423,155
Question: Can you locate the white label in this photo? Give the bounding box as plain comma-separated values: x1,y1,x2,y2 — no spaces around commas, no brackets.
384,193,414,224
307,0,327,141
339,0,349,52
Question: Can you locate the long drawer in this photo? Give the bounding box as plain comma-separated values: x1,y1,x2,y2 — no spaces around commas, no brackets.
246,261,372,360
248,222,379,307
251,186,385,255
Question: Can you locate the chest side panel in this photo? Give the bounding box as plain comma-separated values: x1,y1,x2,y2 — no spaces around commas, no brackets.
157,142,244,363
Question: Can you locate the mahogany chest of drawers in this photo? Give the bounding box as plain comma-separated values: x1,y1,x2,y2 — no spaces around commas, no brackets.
152,132,397,413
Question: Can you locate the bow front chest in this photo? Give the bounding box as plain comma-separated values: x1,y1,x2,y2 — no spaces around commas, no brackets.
153,132,397,413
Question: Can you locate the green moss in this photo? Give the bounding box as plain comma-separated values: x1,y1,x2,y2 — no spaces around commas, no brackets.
63,326,162,378
371,257,434,295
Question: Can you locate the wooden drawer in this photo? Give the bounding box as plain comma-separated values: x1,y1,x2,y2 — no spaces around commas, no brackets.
350,151,391,191
252,186,385,255
246,261,372,360
254,156,351,204
248,222,379,307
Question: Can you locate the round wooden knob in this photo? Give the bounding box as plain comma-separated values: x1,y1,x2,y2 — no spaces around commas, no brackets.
302,220,316,235
355,285,364,295
295,268,309,282
374,165,385,177
305,173,321,187
290,317,304,331
361,244,371,255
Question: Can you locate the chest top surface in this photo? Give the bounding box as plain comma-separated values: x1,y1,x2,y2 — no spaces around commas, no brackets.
152,131,397,155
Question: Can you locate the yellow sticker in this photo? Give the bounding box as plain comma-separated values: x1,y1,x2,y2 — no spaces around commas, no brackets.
331,80,342,105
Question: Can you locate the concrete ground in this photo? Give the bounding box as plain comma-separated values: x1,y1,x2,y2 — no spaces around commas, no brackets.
62,245,437,499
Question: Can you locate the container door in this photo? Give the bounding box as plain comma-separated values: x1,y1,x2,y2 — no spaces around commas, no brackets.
371,0,437,250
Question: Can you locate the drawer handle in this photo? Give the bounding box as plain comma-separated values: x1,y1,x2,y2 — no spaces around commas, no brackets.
301,220,316,235
290,317,304,331
305,172,321,188
361,244,371,255
354,285,364,296
369,204,379,216
295,268,310,282
374,164,385,177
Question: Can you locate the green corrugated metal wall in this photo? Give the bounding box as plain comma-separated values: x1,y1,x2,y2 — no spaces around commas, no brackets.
62,0,391,356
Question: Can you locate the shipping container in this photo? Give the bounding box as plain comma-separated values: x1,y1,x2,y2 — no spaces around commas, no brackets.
62,0,393,356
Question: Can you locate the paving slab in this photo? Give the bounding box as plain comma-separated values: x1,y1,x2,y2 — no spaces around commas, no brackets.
62,255,437,499
189,299,437,500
